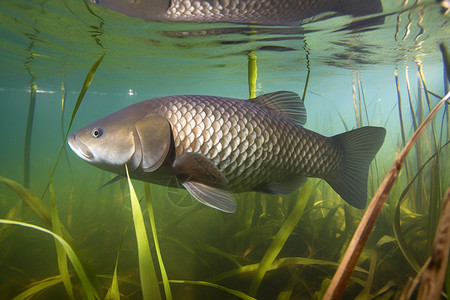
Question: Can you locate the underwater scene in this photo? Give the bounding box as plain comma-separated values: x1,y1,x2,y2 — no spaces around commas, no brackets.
1,0,450,299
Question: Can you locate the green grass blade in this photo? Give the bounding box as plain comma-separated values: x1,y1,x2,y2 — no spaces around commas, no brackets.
106,209,135,300
209,256,368,283
440,43,450,84
248,182,312,296
427,156,442,253
23,81,36,188
0,176,51,226
0,219,100,300
248,51,257,99
51,51,106,176
60,80,72,172
104,260,120,300
66,51,105,137
169,280,256,300
144,183,172,300
0,176,104,298
301,38,311,103
49,173,74,300
12,276,63,300
125,165,161,300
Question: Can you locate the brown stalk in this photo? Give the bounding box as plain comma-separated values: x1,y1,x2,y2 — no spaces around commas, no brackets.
323,91,450,300
417,187,450,299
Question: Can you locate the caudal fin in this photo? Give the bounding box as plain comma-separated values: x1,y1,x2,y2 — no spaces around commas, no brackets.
326,126,386,209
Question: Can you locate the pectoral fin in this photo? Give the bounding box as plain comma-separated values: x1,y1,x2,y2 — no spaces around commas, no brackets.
134,113,172,172
174,152,236,213
182,181,236,213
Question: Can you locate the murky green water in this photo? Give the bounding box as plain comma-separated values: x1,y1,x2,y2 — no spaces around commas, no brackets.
0,0,449,299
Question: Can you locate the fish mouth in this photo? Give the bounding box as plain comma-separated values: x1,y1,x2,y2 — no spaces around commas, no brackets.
68,133,93,161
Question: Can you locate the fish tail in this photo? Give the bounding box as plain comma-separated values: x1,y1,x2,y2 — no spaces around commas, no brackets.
325,126,386,209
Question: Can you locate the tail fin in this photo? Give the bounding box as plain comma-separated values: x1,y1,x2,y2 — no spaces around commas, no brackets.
326,126,386,209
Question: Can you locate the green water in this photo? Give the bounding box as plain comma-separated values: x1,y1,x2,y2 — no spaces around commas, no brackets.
0,0,449,299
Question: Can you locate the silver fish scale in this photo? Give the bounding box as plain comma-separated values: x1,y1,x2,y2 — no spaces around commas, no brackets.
165,0,323,24
153,95,343,191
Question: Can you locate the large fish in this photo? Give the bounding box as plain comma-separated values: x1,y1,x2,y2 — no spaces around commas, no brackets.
68,91,386,212
89,0,383,25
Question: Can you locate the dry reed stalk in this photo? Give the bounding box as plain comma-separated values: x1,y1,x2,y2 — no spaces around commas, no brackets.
323,91,450,300
417,187,450,299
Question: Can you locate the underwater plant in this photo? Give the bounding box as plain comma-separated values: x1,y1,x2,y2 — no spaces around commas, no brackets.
0,42,449,300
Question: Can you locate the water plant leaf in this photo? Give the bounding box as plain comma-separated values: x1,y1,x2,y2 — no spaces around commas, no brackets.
23,81,36,188
125,165,161,300
323,90,450,300
0,176,104,298
440,43,450,84
0,219,100,300
0,176,51,226
209,256,367,283
49,173,74,300
169,280,256,300
50,51,106,177
248,182,311,296
11,276,63,300
106,211,135,300
144,183,172,300
248,51,257,99
104,260,120,300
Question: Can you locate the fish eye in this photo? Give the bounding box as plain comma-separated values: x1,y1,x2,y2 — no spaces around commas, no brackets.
92,128,103,138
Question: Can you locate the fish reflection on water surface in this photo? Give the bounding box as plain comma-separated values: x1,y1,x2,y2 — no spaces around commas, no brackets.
68,91,386,213
89,0,383,25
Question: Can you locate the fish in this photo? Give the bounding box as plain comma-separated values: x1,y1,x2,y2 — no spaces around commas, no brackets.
89,0,383,25
68,91,386,213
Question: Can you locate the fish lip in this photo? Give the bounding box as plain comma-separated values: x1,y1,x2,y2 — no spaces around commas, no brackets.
68,133,94,161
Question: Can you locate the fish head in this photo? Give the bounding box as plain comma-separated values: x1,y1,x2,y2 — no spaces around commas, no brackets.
68,113,139,174
68,107,173,176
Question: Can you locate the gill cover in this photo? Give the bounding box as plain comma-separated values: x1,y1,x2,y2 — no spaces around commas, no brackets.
134,113,172,172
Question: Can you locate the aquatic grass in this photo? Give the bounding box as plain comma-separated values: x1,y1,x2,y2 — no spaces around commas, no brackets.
104,255,120,300
144,183,172,300
169,280,256,300
49,173,74,300
323,90,450,299
392,148,446,274
0,219,101,300
440,43,450,84
49,51,106,178
209,256,368,284
11,275,64,300
105,208,135,300
0,176,52,226
124,165,162,300
301,38,311,103
162,232,241,268
0,175,104,298
248,51,257,99
23,81,36,188
248,182,311,296
60,80,72,172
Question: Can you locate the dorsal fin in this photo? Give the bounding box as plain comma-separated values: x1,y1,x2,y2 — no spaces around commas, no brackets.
250,91,307,126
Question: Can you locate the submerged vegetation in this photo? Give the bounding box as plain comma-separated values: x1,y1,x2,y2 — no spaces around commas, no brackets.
0,45,450,300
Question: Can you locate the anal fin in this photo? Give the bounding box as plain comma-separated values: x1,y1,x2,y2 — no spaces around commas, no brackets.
254,176,307,195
